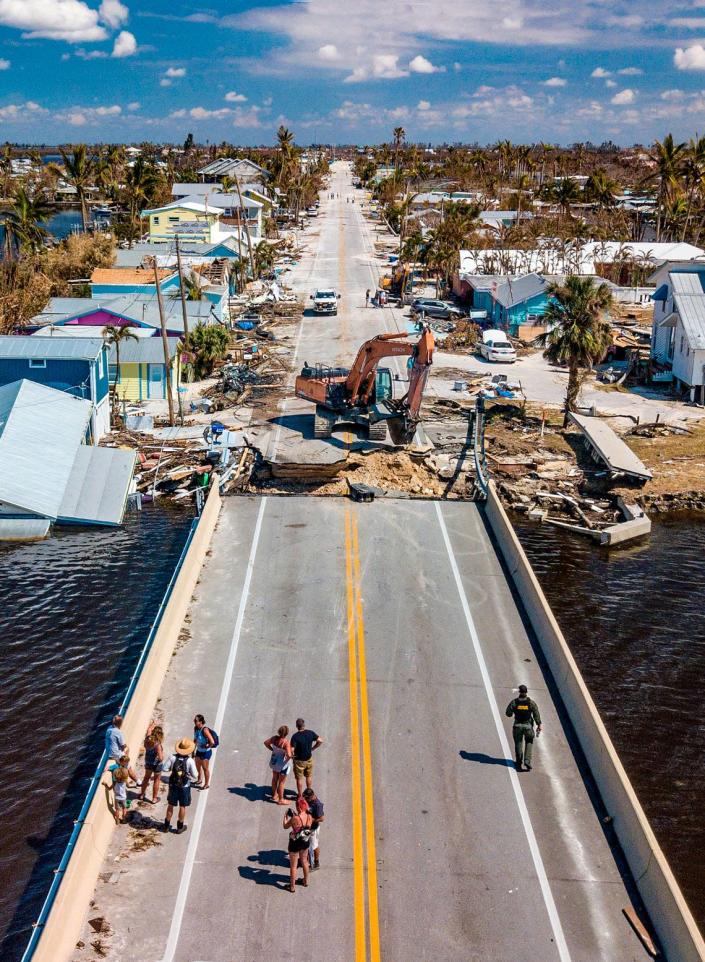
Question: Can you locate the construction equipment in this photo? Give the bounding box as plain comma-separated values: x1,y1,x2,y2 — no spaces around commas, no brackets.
295,328,434,444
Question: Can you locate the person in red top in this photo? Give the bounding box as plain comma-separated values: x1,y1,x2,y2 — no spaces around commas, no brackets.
283,796,313,893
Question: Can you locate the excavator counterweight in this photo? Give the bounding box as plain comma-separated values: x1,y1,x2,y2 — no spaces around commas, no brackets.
294,328,434,443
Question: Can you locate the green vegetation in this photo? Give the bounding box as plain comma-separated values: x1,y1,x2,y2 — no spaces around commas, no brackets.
189,323,229,378
538,276,613,426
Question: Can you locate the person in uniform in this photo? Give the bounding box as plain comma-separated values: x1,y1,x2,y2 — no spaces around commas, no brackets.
505,684,542,771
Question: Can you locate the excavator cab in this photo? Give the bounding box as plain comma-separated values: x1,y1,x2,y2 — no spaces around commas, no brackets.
375,367,393,402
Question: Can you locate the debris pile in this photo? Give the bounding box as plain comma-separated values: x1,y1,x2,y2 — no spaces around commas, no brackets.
441,320,481,353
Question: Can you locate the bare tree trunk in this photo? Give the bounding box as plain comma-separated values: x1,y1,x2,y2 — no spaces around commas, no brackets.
564,358,581,427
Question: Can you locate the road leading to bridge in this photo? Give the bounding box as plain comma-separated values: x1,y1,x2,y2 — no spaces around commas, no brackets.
76,164,652,962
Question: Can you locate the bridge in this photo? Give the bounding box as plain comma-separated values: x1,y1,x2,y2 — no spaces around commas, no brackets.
23,163,704,962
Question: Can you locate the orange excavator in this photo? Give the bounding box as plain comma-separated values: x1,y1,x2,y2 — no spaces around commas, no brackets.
294,327,435,444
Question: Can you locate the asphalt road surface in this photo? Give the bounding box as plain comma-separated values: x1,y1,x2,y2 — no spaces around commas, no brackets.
77,165,653,962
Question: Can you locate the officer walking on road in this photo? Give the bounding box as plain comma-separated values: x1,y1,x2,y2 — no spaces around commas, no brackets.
505,685,542,771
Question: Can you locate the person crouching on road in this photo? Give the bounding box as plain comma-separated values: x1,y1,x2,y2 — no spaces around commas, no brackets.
505,684,542,771
162,738,198,834
193,714,216,789
283,796,313,893
264,725,293,804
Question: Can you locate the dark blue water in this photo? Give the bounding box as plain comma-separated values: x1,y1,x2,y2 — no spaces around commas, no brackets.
514,515,705,931
0,503,194,961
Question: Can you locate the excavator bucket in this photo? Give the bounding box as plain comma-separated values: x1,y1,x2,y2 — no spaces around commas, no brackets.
387,415,417,446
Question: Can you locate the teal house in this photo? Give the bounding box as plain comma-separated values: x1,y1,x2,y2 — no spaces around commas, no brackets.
464,273,551,336
90,266,181,298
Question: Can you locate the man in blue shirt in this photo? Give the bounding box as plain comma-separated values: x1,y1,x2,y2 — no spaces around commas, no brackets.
303,787,325,871
105,715,138,784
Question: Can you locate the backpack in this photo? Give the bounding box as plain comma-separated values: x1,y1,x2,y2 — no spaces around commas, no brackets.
170,755,189,786
291,814,313,843
197,726,219,748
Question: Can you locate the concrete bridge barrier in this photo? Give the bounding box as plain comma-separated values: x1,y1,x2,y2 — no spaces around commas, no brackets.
484,481,705,962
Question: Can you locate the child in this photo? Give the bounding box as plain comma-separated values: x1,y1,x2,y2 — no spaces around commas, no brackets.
112,765,129,824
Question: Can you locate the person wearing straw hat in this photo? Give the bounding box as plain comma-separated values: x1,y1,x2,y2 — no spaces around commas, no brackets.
162,738,198,834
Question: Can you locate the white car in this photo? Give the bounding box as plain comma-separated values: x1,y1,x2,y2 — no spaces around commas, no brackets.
311,288,340,315
479,329,517,363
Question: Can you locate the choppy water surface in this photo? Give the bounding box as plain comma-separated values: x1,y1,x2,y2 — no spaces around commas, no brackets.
514,514,705,930
0,504,193,961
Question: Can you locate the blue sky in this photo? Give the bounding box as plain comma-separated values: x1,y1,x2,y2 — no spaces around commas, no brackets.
4,1,705,144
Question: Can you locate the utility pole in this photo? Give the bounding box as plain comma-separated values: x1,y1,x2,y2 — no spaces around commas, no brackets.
150,256,175,426
174,236,190,349
234,176,256,281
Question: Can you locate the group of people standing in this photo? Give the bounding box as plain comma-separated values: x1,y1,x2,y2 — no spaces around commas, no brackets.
264,718,325,893
104,713,218,833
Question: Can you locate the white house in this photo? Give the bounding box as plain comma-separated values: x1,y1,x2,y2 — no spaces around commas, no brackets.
651,263,705,403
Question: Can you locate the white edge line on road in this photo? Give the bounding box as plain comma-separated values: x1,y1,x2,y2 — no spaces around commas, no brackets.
434,500,573,962
161,495,268,962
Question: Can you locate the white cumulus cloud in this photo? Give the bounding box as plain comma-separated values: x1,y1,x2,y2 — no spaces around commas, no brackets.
408,54,443,74
165,66,185,77
417,99,431,110
225,91,247,102
318,44,339,61
591,67,611,78
543,76,566,86
611,88,635,104
345,52,409,83
0,0,107,42
0,58,9,69
674,45,705,70
98,0,128,29
112,29,136,57
618,66,642,75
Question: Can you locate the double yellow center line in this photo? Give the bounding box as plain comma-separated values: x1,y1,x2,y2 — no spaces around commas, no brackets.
344,508,381,962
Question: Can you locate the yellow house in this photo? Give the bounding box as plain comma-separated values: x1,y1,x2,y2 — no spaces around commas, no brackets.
109,336,181,402
141,200,222,244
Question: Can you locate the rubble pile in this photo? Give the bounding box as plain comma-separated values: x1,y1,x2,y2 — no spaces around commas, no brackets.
441,320,482,353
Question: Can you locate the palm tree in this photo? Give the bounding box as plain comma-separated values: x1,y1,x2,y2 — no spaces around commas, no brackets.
393,126,405,174
648,134,686,241
97,145,126,202
538,276,613,426
189,322,229,379
0,143,13,199
122,157,159,242
585,169,617,210
680,136,705,242
103,324,138,411
2,186,52,258
179,273,203,300
275,125,296,192
552,178,581,218
49,145,96,232
253,240,276,278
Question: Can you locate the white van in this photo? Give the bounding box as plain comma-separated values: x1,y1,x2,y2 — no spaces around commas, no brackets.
479,329,517,363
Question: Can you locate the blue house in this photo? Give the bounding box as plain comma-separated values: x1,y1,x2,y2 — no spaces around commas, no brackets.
90,266,181,298
0,336,110,439
464,273,551,336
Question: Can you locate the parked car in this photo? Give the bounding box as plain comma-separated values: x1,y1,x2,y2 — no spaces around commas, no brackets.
307,206,319,217
410,298,464,320
479,329,517,363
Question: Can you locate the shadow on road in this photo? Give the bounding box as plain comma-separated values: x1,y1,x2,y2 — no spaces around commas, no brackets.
459,750,514,768
228,783,269,802
239,849,291,888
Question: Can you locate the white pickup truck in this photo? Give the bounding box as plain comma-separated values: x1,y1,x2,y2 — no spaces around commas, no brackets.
311,288,341,315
